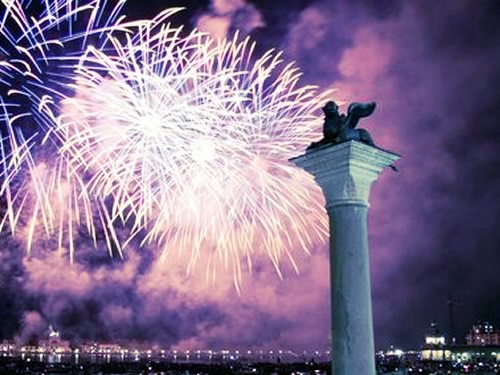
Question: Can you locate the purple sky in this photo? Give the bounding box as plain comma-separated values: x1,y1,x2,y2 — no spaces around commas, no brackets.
1,0,500,351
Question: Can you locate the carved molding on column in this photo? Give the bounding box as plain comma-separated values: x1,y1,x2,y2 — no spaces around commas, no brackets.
290,141,399,209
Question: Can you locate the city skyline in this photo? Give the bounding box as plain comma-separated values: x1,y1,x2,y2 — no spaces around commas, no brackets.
4,317,499,351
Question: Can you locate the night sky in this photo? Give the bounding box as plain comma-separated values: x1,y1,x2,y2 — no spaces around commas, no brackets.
1,0,500,351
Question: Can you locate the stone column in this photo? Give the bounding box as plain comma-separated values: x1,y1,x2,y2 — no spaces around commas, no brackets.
290,140,399,375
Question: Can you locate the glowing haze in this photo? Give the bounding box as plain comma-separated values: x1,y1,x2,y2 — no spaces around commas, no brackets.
0,0,138,261
1,1,332,292
59,11,331,289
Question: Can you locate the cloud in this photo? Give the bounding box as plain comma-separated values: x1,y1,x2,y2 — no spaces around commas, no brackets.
12,244,330,350
284,0,500,348
196,0,264,39
0,234,24,339
14,311,47,345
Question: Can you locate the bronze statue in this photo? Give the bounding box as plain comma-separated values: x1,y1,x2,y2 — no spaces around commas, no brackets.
308,100,398,171
308,100,377,150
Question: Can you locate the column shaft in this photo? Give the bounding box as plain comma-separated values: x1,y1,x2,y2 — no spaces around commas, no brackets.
289,141,399,375
329,204,375,375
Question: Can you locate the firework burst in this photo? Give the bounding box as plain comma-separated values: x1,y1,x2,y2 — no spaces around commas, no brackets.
0,2,333,288
59,16,331,289
0,0,136,258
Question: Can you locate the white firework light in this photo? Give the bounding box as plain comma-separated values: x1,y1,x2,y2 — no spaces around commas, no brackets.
2,1,332,288
0,0,137,260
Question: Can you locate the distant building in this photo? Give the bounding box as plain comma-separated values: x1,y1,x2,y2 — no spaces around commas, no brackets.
37,325,71,354
78,342,100,355
0,341,15,355
421,321,451,361
421,321,500,364
466,321,500,346
79,342,123,355
96,343,122,354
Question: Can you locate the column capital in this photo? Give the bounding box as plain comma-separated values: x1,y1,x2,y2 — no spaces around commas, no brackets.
290,141,400,209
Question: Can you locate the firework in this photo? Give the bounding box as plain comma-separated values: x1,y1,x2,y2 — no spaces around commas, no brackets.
1,2,332,288
0,0,136,258
59,16,331,289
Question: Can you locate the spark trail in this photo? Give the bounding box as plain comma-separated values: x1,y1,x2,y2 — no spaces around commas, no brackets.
0,0,136,259
0,2,332,288
59,16,331,289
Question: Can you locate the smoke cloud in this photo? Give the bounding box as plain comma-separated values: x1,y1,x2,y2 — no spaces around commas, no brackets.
196,0,264,39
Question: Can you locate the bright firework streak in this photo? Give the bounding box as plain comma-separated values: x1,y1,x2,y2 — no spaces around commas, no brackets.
59,17,332,289
0,0,137,259
0,0,132,135
0,136,118,260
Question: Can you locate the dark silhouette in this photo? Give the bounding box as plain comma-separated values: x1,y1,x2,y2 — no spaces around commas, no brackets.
308,101,376,150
